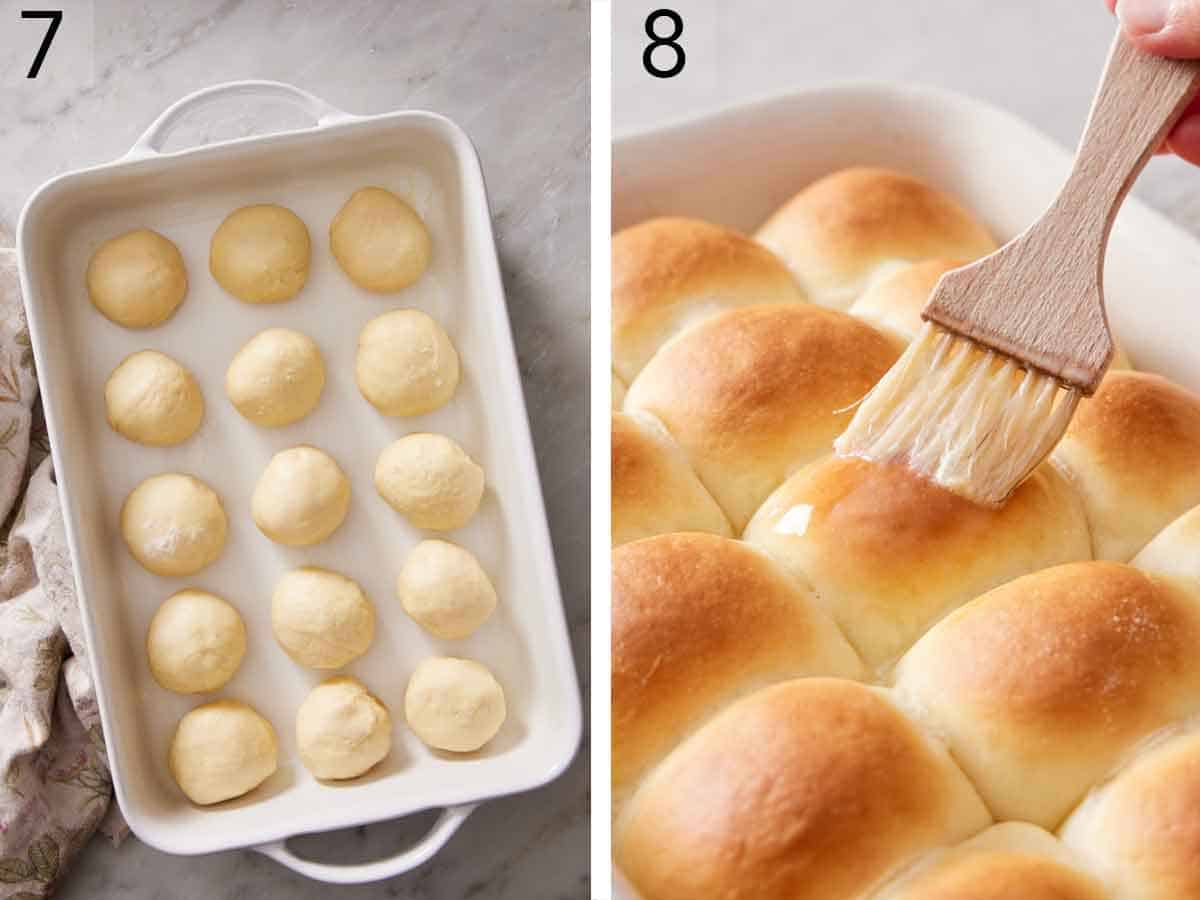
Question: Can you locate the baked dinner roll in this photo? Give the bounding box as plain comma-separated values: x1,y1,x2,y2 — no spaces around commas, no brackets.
625,304,902,530
894,561,1200,829
611,412,730,546
1052,371,1200,561
755,167,996,310
1132,501,1200,584
743,456,1090,668
1061,729,1200,900
612,533,863,801
616,678,991,900
612,217,803,382
848,258,962,342
846,257,1133,367
872,823,1109,900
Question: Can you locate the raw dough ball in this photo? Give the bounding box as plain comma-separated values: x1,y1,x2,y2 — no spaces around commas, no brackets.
405,657,506,753
105,350,204,446
271,567,375,669
169,699,278,805
355,309,460,416
225,327,325,427
252,446,350,546
374,433,484,530
121,474,227,577
210,204,310,303
87,228,187,328
330,186,432,292
296,676,391,779
397,540,497,639
146,589,246,694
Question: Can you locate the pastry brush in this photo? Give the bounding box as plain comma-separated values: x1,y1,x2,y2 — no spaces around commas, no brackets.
835,31,1200,505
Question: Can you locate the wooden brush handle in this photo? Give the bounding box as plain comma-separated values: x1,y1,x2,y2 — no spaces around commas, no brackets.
1055,32,1200,239
924,29,1200,393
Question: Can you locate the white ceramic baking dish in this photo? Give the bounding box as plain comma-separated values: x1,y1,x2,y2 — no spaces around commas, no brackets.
610,81,1200,899
17,80,580,884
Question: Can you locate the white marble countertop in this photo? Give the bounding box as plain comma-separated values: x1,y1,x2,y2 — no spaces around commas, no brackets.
0,1,588,898
613,0,1200,236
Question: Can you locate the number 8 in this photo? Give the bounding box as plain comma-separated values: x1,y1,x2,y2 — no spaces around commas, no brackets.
643,9,685,79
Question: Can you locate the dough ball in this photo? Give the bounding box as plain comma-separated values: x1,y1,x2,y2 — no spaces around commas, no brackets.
225,327,325,427
296,676,391,779
146,589,246,694
374,433,484,530
121,474,227,577
252,446,350,546
210,204,310,303
330,186,432,292
87,228,187,328
169,699,278,805
105,350,204,446
398,540,497,638
405,656,506,753
355,309,460,416
271,567,375,669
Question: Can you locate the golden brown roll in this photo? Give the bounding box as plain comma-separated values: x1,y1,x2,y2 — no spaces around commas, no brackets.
625,304,902,531
872,823,1110,900
1052,371,1200,561
848,258,962,342
894,562,1200,829
743,456,1091,668
612,370,626,409
612,217,803,382
755,168,996,310
1061,729,1200,900
611,412,730,546
616,678,991,900
846,256,1133,367
1132,502,1200,584
612,533,863,802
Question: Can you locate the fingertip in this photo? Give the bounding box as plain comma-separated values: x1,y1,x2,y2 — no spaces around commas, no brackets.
1166,113,1200,167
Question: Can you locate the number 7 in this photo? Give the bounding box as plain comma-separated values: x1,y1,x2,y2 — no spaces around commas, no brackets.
23,10,63,79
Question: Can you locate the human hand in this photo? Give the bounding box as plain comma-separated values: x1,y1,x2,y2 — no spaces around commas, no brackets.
1109,0,1200,164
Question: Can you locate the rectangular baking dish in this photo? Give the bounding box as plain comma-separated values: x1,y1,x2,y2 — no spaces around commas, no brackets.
17,80,581,884
611,81,1200,899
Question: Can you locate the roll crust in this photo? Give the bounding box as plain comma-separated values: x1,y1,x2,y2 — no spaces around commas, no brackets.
743,456,1091,668
616,679,991,900
848,258,962,342
875,823,1108,900
895,561,1200,829
611,412,731,546
755,168,995,309
612,217,803,381
625,303,902,530
1053,371,1200,561
611,533,862,799
1062,730,1200,900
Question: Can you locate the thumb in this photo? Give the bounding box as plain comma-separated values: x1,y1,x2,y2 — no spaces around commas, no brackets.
1116,0,1200,57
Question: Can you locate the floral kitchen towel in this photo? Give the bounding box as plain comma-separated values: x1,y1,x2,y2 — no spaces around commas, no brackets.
0,248,125,899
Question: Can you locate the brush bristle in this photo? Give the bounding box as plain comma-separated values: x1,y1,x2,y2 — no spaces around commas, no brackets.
834,322,1080,505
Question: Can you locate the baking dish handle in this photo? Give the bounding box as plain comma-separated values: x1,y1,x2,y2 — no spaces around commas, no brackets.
125,79,354,159
253,803,476,884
